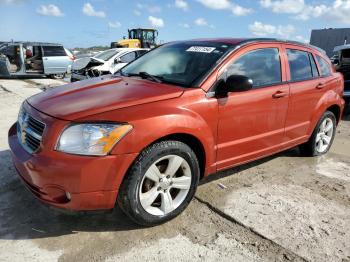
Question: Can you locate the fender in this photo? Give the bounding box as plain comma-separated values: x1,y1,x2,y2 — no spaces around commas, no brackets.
79,88,219,177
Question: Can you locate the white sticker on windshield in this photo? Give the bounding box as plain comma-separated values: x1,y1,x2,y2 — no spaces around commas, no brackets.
186,46,216,53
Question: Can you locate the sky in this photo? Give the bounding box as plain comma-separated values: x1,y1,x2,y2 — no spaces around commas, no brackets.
1,0,350,48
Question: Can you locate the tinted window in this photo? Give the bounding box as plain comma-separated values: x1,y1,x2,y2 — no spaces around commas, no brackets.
316,55,332,77
309,54,319,77
287,49,313,81
120,52,137,63
42,46,66,57
225,48,281,88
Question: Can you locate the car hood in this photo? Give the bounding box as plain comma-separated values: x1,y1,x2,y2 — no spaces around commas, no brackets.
27,76,184,120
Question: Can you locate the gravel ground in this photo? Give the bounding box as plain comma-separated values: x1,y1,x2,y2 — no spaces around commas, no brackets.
0,78,349,262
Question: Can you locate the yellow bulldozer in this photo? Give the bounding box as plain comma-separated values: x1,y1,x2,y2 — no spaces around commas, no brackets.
111,28,158,49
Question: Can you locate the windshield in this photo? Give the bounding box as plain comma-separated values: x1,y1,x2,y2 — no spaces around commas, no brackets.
94,49,119,61
120,41,234,87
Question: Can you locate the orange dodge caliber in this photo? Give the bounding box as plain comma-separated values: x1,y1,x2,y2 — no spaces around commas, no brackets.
9,39,345,225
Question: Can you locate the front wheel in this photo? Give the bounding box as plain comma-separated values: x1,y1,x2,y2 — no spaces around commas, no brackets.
299,111,336,156
118,140,200,226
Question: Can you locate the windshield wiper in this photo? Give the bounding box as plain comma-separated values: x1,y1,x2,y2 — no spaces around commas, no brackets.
127,71,164,83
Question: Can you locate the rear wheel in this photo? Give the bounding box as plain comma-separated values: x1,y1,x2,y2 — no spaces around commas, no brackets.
118,140,200,226
299,111,336,156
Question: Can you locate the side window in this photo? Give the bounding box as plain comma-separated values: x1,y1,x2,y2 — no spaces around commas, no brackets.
316,55,332,77
120,52,137,63
137,50,148,57
309,54,319,78
225,48,282,88
1,45,15,56
42,46,66,57
287,49,313,81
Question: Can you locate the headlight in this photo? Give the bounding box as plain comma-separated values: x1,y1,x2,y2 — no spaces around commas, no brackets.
56,123,132,156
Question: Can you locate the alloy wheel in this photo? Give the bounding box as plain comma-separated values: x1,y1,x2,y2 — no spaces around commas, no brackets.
315,117,334,153
139,155,192,216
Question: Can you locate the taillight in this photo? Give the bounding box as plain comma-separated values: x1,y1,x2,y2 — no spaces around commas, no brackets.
69,55,76,61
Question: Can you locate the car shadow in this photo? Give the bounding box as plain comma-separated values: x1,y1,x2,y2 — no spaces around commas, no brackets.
0,147,302,241
0,149,141,241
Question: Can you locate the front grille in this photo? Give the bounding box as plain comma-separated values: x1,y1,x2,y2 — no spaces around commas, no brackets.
17,107,45,153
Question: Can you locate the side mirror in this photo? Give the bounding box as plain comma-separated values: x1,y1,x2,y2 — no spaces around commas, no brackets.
333,58,339,65
224,75,253,93
114,57,121,64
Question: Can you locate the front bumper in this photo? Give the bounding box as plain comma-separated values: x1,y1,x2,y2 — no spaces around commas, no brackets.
8,122,137,211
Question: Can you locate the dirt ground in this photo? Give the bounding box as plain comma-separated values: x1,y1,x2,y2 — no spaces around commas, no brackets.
0,78,349,262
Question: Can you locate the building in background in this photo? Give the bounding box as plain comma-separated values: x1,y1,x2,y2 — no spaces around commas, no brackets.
310,28,350,57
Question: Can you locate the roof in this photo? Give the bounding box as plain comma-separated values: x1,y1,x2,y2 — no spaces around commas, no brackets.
1,41,62,46
334,44,350,52
186,38,325,54
109,48,149,52
128,28,158,31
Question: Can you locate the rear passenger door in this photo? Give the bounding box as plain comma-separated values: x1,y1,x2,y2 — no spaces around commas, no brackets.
42,45,69,75
216,45,290,170
283,45,325,145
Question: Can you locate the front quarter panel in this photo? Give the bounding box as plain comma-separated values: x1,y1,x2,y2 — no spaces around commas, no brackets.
77,88,219,176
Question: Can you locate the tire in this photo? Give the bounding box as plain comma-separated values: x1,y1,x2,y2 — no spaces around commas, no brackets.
299,111,336,156
50,73,65,79
118,140,200,226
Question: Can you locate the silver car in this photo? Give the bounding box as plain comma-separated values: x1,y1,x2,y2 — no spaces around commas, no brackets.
0,41,74,79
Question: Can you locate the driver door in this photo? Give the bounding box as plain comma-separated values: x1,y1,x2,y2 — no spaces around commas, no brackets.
216,44,290,170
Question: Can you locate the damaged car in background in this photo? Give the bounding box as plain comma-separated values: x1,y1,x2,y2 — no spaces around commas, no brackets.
333,44,350,104
71,48,148,82
0,41,74,79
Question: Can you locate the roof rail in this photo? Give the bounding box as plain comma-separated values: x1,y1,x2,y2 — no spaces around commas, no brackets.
237,38,326,54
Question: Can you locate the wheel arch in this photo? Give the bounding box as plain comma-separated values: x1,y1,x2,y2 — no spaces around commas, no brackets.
326,104,341,124
308,89,344,135
142,133,207,180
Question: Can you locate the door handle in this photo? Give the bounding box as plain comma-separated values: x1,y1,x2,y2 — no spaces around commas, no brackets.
316,83,326,89
272,91,288,98
43,58,48,61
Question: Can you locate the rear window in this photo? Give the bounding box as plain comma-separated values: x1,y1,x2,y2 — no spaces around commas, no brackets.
316,55,332,77
42,46,66,57
94,49,119,61
287,49,313,81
